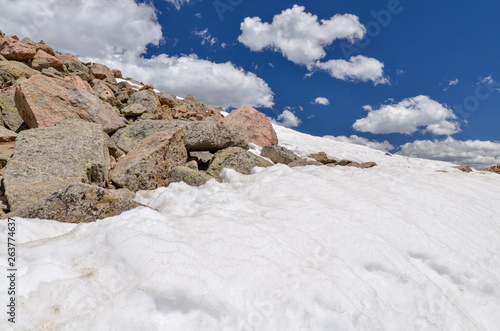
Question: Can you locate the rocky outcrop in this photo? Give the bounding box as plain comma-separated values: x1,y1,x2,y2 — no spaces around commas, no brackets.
121,89,160,116
3,120,111,211
168,166,213,187
185,118,249,152
224,105,278,147
15,74,126,133
110,126,188,192
207,147,273,178
11,183,138,223
261,145,298,165
88,63,117,84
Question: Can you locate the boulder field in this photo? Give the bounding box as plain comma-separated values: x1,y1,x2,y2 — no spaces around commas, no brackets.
0,30,381,222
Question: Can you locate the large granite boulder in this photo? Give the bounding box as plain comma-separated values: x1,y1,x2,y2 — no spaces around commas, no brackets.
0,86,25,132
88,63,117,84
0,38,36,61
0,61,39,80
224,105,278,147
15,74,126,133
11,183,138,223
31,49,65,72
110,126,188,192
3,120,112,211
121,89,160,116
207,147,273,178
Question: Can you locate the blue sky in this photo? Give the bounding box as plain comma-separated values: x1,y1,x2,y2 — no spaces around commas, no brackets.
1,0,499,166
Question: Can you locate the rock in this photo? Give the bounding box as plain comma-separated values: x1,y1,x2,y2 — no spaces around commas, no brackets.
170,94,212,120
3,120,112,211
0,127,17,142
115,89,133,104
63,75,94,94
0,55,7,61
168,166,213,187
0,38,36,61
41,67,64,78
20,37,36,46
385,152,392,156
338,160,354,166
36,41,56,56
11,183,138,223
15,74,126,133
0,86,25,131
185,160,199,170
157,92,176,107
454,165,473,173
0,70,15,88
0,154,11,169
288,159,324,167
111,120,180,153
185,118,249,152
31,50,65,72
346,162,362,168
261,145,298,165
111,69,122,78
58,54,90,73
360,162,377,169
88,63,117,84
224,105,278,147
93,80,115,103
121,89,160,116
189,151,212,164
0,61,39,80
110,126,188,192
207,147,273,178
309,152,337,165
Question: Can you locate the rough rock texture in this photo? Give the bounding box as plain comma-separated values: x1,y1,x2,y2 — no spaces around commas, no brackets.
31,50,65,72
0,55,7,61
0,127,17,142
0,61,39,80
0,70,15,88
3,120,111,211
168,166,213,187
111,120,181,153
58,54,89,73
309,152,337,165
36,40,56,56
189,151,212,164
121,89,160,116
261,145,298,165
338,160,354,166
0,38,36,61
41,67,64,79
88,63,117,84
63,75,94,94
224,105,278,147
0,86,25,131
93,80,116,104
185,118,248,152
288,159,324,167
11,183,138,223
15,74,126,133
110,126,188,192
346,162,362,168
111,69,122,78
207,147,273,178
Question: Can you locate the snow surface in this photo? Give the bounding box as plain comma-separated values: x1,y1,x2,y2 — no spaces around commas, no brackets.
1,125,500,330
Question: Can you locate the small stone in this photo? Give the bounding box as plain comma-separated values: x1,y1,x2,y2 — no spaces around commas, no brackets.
309,152,337,164
169,166,213,187
288,159,324,167
360,162,377,168
454,165,473,173
261,145,298,165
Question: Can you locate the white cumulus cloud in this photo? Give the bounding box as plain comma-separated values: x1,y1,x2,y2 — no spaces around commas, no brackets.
238,5,387,85
0,0,274,109
324,135,394,152
315,55,388,85
398,137,500,168
271,110,301,128
313,97,330,106
353,95,461,135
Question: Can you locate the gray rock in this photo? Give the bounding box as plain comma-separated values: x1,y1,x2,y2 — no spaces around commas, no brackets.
0,70,15,88
0,86,25,132
261,145,298,165
185,118,248,152
0,127,17,142
0,61,39,80
121,89,160,116
3,120,111,211
10,183,138,223
207,147,273,178
88,63,117,84
41,67,64,78
185,160,199,170
110,126,188,192
169,166,213,187
189,151,212,164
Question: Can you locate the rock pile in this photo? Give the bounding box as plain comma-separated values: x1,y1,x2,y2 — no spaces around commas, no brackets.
0,30,378,222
